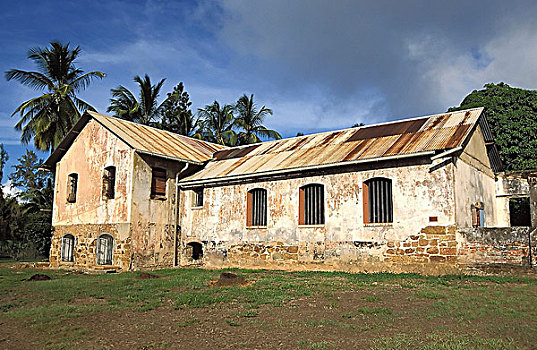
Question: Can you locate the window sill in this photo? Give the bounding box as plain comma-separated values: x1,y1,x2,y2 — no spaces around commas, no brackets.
191,206,203,210
150,195,167,201
298,224,325,228
364,223,393,227
246,226,268,229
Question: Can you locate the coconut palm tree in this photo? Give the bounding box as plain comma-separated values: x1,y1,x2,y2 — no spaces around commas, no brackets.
107,75,165,126
197,101,237,146
5,41,106,152
235,94,281,145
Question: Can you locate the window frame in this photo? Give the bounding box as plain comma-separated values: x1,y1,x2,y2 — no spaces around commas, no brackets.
96,233,114,265
191,188,204,208
60,234,75,262
66,173,78,203
247,188,268,227
150,168,167,200
102,166,116,200
363,177,393,224
298,184,325,226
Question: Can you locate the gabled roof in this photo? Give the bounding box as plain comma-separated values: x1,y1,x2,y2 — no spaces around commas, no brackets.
180,107,490,186
43,111,227,169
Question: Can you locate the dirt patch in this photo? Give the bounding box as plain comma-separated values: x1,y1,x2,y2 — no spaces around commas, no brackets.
25,274,51,281
213,272,247,286
137,272,160,280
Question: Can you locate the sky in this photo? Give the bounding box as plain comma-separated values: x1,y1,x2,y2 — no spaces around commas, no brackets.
1,0,537,184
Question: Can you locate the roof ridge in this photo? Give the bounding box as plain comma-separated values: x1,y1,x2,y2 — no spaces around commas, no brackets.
213,107,484,153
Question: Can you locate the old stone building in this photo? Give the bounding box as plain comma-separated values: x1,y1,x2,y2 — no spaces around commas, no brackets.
44,108,537,273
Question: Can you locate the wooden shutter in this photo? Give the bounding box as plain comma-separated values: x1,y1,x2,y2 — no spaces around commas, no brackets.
298,187,305,225
247,190,253,226
103,167,116,199
151,169,167,197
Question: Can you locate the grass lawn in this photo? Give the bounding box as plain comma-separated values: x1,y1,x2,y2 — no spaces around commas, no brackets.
1,263,536,349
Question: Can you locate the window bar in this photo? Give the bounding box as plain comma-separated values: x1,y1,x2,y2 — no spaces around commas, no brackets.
263,190,267,226
379,180,386,222
388,180,393,222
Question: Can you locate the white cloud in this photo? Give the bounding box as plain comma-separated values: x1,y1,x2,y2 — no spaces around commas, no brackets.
1,180,21,198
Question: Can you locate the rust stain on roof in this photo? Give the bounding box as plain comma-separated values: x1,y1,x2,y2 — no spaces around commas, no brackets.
181,108,484,183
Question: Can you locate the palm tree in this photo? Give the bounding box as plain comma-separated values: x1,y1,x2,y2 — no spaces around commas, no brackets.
107,75,165,126
197,101,237,146
235,94,281,145
5,41,106,152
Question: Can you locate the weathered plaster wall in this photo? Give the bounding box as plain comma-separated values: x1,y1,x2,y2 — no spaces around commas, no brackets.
179,162,456,271
130,154,185,268
50,120,134,269
52,120,133,225
454,128,497,227
494,173,530,227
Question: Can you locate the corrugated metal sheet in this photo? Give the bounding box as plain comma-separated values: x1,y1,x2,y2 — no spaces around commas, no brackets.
182,108,484,183
90,112,226,163
43,111,227,169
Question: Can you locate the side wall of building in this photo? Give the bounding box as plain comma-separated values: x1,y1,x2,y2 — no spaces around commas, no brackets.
50,120,134,269
129,154,185,268
178,161,457,272
454,128,498,227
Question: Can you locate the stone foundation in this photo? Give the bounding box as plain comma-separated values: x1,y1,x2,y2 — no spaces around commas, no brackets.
49,224,132,270
179,225,536,274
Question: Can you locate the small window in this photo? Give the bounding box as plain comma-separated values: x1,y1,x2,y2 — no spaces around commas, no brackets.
102,166,116,199
299,184,324,225
247,188,267,227
61,234,75,262
363,178,393,224
151,168,167,199
96,234,114,265
191,188,204,207
67,173,78,203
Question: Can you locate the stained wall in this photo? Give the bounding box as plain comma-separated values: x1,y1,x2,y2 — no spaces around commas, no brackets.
50,120,134,269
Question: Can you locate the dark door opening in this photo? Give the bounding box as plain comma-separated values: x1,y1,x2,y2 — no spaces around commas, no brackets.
510,197,531,226
187,242,203,260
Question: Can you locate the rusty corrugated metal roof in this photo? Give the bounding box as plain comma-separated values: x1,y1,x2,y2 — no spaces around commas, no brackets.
90,112,226,163
180,108,484,184
43,111,227,169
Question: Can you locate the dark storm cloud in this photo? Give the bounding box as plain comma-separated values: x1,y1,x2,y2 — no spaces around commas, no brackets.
218,0,537,127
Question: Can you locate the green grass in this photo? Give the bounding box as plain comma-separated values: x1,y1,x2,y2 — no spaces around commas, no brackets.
1,264,537,349
370,332,520,350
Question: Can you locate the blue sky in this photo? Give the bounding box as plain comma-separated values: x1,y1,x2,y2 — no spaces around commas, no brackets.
2,0,537,187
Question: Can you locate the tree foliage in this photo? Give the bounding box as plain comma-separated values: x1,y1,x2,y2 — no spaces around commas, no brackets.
197,101,237,146
158,82,196,136
108,74,166,125
5,41,106,152
235,94,281,145
0,149,52,259
449,82,537,171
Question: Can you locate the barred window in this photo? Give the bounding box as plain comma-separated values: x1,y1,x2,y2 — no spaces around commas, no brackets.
192,188,204,207
151,168,167,199
363,178,393,224
96,234,113,265
67,173,78,203
247,188,267,227
102,166,116,199
61,234,75,262
299,184,324,225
